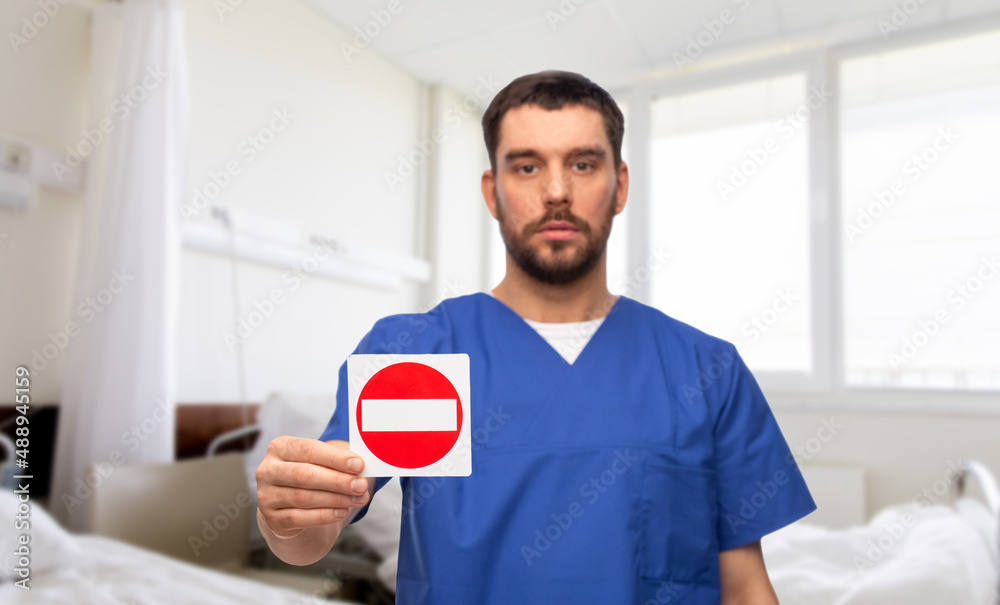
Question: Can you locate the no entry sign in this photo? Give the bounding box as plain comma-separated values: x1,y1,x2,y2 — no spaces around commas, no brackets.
348,354,471,477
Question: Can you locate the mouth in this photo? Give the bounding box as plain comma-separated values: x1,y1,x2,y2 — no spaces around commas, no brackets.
537,220,579,241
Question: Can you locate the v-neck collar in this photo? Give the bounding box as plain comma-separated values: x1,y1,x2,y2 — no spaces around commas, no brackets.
476,292,625,367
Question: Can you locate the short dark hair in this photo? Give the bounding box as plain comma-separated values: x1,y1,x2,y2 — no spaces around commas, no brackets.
481,70,625,171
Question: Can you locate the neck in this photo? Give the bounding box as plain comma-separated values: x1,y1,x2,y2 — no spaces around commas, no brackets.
492,255,617,323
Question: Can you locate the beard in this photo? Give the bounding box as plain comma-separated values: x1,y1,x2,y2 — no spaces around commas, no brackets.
496,186,617,286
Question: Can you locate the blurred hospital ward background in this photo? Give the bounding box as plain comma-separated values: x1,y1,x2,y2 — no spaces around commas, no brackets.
1,0,1000,603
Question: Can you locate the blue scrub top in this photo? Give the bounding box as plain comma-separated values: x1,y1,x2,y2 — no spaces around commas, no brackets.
320,293,815,604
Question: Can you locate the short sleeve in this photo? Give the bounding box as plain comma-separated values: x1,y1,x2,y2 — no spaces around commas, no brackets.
712,347,816,550
317,356,352,443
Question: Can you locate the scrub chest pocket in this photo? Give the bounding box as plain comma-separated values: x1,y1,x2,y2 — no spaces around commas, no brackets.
639,460,718,583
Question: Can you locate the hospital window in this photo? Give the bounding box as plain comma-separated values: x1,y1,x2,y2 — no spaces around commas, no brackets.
840,29,1000,391
648,73,813,374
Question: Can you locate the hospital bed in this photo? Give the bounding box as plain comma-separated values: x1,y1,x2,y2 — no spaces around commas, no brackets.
0,485,356,604
763,460,1000,605
0,402,392,604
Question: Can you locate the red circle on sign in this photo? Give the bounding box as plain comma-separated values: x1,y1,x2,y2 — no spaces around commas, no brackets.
356,362,463,469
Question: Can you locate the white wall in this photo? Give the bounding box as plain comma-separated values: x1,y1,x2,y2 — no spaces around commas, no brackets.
175,0,426,402
772,408,1000,519
0,1,91,403
423,84,493,306
0,0,430,405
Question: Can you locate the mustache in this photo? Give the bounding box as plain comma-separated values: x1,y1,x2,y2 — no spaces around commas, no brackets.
523,208,590,234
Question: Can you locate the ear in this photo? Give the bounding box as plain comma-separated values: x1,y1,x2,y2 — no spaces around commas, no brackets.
481,169,499,220
614,160,629,216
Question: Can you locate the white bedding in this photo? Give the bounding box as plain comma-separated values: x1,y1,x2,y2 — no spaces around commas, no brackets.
763,498,999,605
0,534,361,605
0,489,354,605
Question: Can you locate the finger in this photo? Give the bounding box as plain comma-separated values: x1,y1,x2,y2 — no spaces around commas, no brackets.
269,436,365,474
266,506,351,532
262,484,370,510
262,460,371,497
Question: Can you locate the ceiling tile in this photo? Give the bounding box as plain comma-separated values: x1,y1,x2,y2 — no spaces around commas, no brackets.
302,0,477,57
390,36,521,97
443,0,564,33
484,2,648,85
302,0,999,99
945,0,1000,21
610,0,740,60
777,0,948,35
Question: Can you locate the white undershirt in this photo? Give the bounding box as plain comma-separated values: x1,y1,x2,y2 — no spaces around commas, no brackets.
487,292,606,364
522,317,605,365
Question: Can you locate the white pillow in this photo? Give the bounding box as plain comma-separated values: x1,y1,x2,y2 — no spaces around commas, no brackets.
0,488,83,580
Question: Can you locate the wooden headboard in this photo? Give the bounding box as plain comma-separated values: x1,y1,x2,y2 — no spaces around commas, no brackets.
175,403,260,460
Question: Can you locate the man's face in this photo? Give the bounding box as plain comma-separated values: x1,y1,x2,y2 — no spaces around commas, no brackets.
482,104,628,285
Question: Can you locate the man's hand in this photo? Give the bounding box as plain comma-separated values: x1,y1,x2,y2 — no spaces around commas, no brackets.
255,437,374,564
719,540,779,605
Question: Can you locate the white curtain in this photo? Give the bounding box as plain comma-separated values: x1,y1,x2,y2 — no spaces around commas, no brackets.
51,0,189,531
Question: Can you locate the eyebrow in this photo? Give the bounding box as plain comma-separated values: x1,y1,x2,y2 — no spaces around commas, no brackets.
503,146,608,164
567,147,607,160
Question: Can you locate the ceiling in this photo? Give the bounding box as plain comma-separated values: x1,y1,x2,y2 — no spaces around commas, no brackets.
303,0,1000,96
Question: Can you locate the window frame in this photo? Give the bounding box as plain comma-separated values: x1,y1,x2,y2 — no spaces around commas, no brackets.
612,16,1000,414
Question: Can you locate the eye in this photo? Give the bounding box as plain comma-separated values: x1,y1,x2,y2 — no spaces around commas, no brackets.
517,165,538,175
574,162,593,171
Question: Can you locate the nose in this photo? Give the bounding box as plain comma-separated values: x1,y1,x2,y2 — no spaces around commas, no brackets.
544,168,570,207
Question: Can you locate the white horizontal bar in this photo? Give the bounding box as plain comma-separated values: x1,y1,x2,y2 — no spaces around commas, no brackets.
361,398,457,432
182,221,402,290
310,235,432,282
185,206,432,285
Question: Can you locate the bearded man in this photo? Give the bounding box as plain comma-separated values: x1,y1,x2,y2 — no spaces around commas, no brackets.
255,70,815,605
